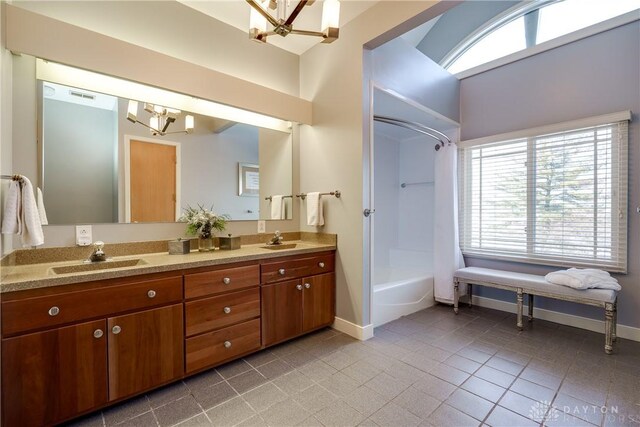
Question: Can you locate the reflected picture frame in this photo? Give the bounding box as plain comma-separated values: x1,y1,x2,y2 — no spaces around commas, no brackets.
238,163,259,197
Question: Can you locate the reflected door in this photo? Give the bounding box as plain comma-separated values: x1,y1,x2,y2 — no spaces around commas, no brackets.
129,139,177,222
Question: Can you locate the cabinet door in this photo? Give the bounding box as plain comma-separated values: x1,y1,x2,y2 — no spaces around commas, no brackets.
302,273,336,332
108,304,184,401
1,320,108,427
261,279,303,346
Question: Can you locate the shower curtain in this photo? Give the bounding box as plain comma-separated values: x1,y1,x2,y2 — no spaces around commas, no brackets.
433,142,466,303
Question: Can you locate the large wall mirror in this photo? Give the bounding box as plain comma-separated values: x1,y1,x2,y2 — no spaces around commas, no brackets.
23,57,294,225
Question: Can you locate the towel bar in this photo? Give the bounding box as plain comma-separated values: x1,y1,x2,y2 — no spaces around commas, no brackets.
265,195,293,201
296,190,341,200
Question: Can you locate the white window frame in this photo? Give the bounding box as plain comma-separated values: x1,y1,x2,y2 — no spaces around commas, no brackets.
458,111,631,272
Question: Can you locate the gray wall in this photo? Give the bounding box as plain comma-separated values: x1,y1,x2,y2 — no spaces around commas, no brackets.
460,22,640,328
43,99,117,224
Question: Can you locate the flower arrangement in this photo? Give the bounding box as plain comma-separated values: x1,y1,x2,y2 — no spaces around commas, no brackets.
179,205,229,239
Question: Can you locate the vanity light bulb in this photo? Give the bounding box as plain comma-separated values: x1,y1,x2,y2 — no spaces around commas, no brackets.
127,100,138,122
185,115,194,132
321,0,340,32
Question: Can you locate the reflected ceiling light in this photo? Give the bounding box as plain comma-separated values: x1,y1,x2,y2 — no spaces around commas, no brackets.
127,100,194,136
248,0,340,44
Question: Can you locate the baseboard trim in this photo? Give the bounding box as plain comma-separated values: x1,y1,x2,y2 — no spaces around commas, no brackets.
332,317,374,341
472,295,640,342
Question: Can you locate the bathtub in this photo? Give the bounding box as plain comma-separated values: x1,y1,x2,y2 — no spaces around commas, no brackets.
372,249,435,327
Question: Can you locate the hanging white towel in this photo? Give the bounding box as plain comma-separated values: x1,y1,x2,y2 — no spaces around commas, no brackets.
37,187,48,226
270,195,284,220
545,268,621,291
2,181,22,235
19,176,44,247
306,192,324,226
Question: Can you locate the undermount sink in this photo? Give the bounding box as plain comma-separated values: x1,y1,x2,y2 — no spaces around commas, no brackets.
261,243,298,250
51,258,147,275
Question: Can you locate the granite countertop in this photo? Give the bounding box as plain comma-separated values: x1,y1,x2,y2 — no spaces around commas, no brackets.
0,240,336,293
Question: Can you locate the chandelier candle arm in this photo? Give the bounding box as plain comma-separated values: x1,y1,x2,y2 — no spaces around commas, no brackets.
247,0,340,44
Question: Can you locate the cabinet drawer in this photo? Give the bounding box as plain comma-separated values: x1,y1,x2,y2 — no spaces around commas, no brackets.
261,254,334,284
185,318,261,374
1,276,182,336
185,265,259,299
185,288,260,337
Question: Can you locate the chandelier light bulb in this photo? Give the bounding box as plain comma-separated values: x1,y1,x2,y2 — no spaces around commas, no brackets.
321,0,340,32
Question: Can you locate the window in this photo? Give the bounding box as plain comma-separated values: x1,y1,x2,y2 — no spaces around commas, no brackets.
458,118,629,272
445,0,639,74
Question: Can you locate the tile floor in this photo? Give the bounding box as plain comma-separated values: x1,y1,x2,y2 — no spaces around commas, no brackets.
69,304,640,427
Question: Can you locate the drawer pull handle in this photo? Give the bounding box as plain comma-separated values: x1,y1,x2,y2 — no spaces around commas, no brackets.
319,262,325,268
305,283,311,289
223,277,231,285
48,306,60,316
147,290,156,298
112,325,122,335
296,284,303,291
223,306,232,314
224,341,232,348
278,268,286,276
94,329,104,339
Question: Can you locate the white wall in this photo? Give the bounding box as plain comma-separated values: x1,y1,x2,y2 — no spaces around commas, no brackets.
259,128,293,220
398,135,435,252
460,22,640,329
373,129,399,269
12,1,300,97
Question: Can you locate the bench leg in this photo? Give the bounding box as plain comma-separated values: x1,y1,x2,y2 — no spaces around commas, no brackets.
612,302,617,343
454,280,460,315
528,294,534,322
468,284,473,308
605,302,614,354
516,288,524,331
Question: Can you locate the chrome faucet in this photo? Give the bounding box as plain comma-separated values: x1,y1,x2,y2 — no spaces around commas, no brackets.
88,241,108,262
268,230,283,245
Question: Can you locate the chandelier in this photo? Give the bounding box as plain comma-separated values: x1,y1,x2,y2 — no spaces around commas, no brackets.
247,0,340,44
126,101,194,136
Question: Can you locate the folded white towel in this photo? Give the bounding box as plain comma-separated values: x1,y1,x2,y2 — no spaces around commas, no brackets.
19,176,44,247
306,192,324,226
270,195,284,220
545,268,621,291
37,187,48,226
2,181,22,235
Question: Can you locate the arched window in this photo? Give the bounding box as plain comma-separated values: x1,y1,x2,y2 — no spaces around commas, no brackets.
445,0,639,75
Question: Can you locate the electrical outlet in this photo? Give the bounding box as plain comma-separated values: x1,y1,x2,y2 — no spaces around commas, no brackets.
76,225,92,246
257,220,266,234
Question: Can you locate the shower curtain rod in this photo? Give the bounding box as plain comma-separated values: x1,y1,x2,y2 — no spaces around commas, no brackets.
373,115,451,151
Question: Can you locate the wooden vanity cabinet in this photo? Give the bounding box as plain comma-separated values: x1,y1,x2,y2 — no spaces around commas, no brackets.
261,253,336,347
1,274,184,427
1,319,108,427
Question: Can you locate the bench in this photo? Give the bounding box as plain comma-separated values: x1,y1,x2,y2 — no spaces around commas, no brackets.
453,267,618,354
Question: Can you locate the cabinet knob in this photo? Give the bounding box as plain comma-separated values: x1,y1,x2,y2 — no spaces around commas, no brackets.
223,277,231,285
147,290,156,298
296,284,303,291
224,341,232,348
48,306,60,316
223,306,231,314
278,268,286,276
305,283,311,289
318,262,325,268
112,325,122,335
93,329,104,339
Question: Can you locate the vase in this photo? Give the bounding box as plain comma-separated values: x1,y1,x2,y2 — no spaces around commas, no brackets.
198,236,214,252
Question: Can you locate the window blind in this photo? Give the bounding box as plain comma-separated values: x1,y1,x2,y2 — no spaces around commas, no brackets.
459,120,628,272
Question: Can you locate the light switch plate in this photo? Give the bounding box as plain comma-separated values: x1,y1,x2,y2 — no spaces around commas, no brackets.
257,220,266,234
76,225,92,246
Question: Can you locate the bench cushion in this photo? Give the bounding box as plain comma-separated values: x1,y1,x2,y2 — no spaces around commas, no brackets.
455,267,617,305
